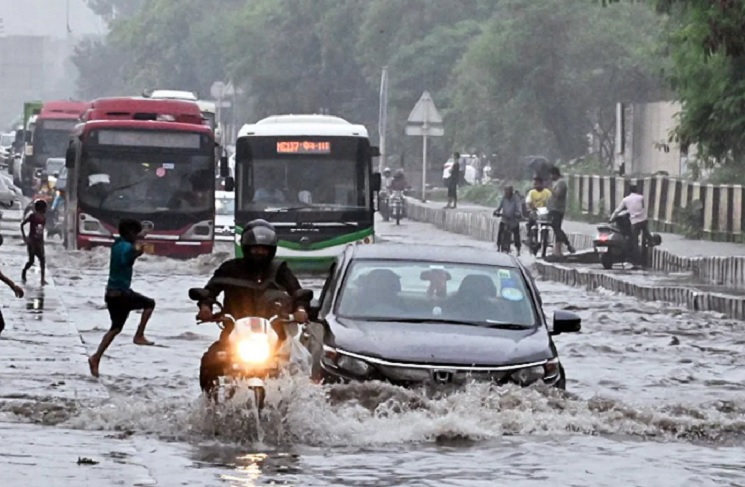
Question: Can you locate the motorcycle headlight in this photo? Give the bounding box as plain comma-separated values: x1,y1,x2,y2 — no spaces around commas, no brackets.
337,355,370,376
236,335,271,364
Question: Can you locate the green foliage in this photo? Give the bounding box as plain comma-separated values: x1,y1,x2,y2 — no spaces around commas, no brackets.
73,0,665,177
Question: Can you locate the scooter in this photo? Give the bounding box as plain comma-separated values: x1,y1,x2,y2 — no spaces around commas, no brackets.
390,190,404,225
593,211,662,269
188,288,313,410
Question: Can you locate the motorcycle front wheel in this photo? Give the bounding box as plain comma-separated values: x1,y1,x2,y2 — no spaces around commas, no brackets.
540,228,550,258
252,386,266,411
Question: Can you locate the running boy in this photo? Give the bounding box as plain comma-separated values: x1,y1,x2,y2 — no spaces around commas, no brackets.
88,219,155,377
21,199,48,285
0,267,24,335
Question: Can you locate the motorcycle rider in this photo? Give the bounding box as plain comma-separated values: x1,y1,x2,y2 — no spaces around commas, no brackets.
390,169,407,191
525,177,552,240
612,184,651,267
382,167,394,191
195,219,311,394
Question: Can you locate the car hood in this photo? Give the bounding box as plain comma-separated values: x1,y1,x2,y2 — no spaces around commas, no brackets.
327,317,553,366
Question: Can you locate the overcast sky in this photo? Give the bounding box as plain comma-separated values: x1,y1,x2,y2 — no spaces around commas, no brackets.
0,0,105,38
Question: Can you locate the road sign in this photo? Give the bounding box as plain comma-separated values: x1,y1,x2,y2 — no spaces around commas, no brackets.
406,91,444,202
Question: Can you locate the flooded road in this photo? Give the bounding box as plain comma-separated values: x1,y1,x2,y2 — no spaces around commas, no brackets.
5,218,745,485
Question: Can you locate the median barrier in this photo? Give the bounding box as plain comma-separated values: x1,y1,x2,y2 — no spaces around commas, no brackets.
405,198,745,292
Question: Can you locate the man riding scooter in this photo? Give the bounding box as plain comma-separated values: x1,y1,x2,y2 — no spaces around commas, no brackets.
525,176,552,249
194,219,311,395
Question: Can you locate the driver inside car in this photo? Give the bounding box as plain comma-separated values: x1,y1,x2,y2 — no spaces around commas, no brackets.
446,275,505,322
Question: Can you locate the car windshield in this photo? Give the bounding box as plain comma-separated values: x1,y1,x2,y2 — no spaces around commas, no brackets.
79,151,214,214
46,159,65,175
336,260,537,327
216,196,234,215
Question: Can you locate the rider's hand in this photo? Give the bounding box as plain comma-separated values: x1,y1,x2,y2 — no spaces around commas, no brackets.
12,284,23,298
196,305,213,322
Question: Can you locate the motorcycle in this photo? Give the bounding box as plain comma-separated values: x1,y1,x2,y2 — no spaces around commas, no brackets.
593,211,662,269
525,207,554,258
390,190,404,225
188,288,313,410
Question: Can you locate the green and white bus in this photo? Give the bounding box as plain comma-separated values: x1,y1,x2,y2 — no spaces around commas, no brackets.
227,114,381,272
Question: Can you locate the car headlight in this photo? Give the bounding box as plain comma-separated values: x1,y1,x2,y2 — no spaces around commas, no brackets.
236,335,271,364
511,358,561,386
337,355,370,376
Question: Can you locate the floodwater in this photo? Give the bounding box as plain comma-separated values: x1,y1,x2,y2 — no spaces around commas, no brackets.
4,218,745,486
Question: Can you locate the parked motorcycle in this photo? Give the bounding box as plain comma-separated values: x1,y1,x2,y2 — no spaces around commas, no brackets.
188,288,313,410
390,190,404,225
593,211,662,269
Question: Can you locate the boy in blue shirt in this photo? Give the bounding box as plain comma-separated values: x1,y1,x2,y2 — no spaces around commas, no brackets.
88,219,155,377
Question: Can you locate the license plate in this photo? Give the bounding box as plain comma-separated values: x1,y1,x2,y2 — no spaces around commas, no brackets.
596,246,609,253
141,243,155,255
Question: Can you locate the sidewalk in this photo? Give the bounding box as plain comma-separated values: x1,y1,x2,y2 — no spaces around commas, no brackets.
416,200,745,258
0,211,164,485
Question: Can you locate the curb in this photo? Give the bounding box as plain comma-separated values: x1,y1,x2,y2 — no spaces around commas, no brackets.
533,259,745,321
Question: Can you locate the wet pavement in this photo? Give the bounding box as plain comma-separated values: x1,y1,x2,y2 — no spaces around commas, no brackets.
416,199,745,258
1,213,745,485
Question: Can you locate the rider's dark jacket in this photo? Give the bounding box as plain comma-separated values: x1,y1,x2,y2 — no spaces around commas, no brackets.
200,258,309,341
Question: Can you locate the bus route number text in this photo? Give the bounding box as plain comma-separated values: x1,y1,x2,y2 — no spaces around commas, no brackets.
276,141,331,154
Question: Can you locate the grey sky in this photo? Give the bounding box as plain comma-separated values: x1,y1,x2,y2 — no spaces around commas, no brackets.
0,0,105,38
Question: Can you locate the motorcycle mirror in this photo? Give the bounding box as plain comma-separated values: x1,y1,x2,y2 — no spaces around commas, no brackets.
293,289,313,302
188,287,211,301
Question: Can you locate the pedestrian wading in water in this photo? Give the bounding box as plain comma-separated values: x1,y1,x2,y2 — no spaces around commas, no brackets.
89,219,155,377
21,199,48,285
0,266,24,335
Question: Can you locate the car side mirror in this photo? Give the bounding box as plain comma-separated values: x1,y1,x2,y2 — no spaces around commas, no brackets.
370,146,381,157
371,172,382,192
188,287,211,301
219,155,229,177
224,176,235,192
550,310,581,335
65,146,75,168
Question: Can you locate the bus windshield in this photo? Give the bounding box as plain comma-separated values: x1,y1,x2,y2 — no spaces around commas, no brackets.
238,137,369,212
79,150,214,214
34,120,78,157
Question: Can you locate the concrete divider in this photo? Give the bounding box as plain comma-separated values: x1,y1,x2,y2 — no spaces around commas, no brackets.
533,260,745,321
406,198,745,290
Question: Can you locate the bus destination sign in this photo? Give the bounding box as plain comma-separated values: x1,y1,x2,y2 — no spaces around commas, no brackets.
96,130,202,149
276,141,331,154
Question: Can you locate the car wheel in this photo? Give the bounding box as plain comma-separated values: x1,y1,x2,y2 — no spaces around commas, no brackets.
555,364,567,390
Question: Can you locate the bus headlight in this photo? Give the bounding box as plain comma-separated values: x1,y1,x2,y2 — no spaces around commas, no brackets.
181,220,213,241
78,214,111,236
236,336,272,365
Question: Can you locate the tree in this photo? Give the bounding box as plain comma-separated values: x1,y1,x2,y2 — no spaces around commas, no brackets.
447,0,665,173
85,0,146,23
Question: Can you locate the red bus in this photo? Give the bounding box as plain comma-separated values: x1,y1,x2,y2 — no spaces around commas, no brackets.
22,100,88,192
64,97,220,258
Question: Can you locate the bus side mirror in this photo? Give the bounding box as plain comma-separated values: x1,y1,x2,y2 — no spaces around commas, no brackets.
219,155,229,177
224,177,235,192
370,146,381,157
372,172,382,192
65,146,75,168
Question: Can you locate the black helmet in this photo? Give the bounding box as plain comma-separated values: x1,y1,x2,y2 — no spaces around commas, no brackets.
241,219,278,266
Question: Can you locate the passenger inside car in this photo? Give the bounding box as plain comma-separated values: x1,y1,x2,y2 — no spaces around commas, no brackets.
346,268,408,317
445,274,506,322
